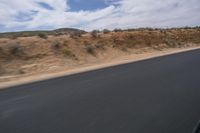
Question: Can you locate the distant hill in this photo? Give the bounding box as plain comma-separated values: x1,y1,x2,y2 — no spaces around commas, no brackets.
0,28,86,38
54,28,86,34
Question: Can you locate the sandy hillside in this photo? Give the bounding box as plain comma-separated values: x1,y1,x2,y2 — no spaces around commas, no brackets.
0,27,200,83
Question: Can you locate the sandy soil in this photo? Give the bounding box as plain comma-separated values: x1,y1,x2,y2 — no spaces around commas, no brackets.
0,46,200,89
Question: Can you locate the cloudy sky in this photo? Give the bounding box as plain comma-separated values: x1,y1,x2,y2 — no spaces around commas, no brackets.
0,0,200,32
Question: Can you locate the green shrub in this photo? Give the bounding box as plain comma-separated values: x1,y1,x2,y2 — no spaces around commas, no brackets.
63,47,71,55
62,47,76,58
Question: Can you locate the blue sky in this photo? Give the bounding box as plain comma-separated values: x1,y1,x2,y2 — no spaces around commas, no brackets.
0,0,200,32
68,0,108,11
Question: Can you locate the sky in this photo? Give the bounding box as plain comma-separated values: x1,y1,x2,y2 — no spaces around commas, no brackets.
0,0,200,32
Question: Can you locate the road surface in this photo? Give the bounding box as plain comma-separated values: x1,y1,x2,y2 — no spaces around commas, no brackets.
1,49,200,133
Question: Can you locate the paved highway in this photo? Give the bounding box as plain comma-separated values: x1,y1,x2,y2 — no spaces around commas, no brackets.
1,49,200,133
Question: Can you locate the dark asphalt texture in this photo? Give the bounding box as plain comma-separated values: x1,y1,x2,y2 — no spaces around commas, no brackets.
1,49,200,133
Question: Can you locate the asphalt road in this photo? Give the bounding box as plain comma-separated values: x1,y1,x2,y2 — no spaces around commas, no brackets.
1,49,200,133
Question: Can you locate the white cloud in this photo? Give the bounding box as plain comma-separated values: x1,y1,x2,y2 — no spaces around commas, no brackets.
0,0,199,32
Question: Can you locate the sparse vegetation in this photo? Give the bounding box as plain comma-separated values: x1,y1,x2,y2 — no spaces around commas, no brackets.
0,47,4,59
164,38,181,47
52,41,61,49
0,27,200,78
62,47,75,57
113,28,122,32
83,40,91,46
63,40,69,47
70,32,82,39
160,29,167,34
55,32,64,36
85,45,95,55
91,30,100,38
121,47,128,52
95,43,105,50
0,66,4,75
9,43,23,56
76,32,82,37
70,33,76,39
38,33,48,39
11,35,18,40
103,29,110,34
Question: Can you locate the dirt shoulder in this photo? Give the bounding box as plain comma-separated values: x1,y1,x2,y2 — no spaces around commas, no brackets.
1,46,200,89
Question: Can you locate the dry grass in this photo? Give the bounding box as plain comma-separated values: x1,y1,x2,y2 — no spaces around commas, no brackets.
0,27,200,77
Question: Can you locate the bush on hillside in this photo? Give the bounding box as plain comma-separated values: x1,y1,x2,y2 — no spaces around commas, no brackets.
52,41,61,49
9,43,23,55
113,28,122,32
85,45,95,55
62,47,76,59
38,33,48,39
103,29,110,34
91,30,100,38
95,43,105,50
